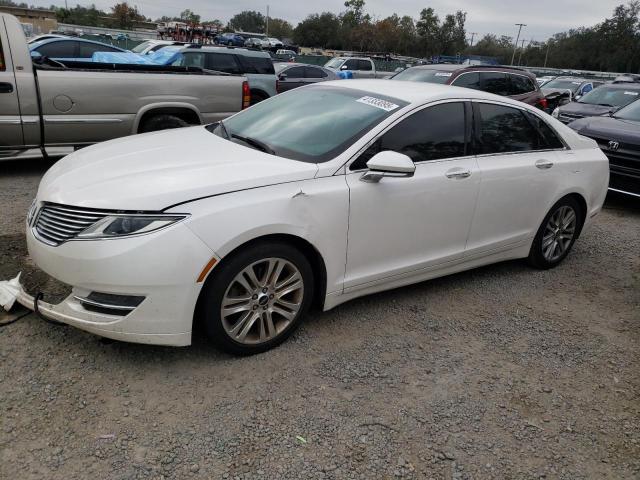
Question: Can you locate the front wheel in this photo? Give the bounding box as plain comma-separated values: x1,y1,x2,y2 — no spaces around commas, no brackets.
201,242,314,355
528,197,583,269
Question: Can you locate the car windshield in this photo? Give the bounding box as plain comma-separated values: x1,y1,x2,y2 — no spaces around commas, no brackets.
131,41,152,53
325,58,343,69
544,78,583,92
612,99,640,121
578,86,640,107
210,86,407,163
391,68,452,84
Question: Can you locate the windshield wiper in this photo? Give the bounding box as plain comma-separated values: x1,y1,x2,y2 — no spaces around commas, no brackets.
596,103,614,107
231,134,276,155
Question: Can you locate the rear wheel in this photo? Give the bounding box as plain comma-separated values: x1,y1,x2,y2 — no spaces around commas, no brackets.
139,114,189,133
250,92,267,106
201,242,314,355
528,197,582,269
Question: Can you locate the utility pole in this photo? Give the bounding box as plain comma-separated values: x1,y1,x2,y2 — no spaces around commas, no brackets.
543,41,551,67
510,23,526,65
266,5,269,35
517,39,526,66
469,32,477,48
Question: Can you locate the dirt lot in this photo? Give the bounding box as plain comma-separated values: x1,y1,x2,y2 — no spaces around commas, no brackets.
1,159,639,480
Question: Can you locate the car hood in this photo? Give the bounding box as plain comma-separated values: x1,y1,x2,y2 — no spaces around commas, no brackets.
38,126,319,211
569,116,640,146
559,102,613,117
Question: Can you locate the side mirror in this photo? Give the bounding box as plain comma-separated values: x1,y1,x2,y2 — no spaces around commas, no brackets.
30,50,42,59
361,151,415,183
278,73,287,80
340,64,349,70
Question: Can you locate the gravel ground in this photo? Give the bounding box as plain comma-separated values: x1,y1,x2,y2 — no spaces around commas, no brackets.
1,159,639,480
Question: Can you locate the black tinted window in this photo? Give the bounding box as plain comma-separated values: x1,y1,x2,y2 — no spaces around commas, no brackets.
452,72,481,90
240,56,275,74
305,66,327,78
509,74,536,95
180,52,205,68
344,59,359,70
206,53,240,73
78,42,119,57
37,41,76,58
283,66,305,78
481,72,510,96
477,103,540,154
351,102,467,169
358,59,373,71
525,112,565,149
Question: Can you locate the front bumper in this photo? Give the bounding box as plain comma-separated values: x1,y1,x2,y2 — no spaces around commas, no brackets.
17,221,217,346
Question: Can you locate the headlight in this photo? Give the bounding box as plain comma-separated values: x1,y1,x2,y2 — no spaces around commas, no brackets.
77,214,187,239
552,107,560,118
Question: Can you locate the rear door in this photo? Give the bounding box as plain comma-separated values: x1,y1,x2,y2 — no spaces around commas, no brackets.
358,59,375,78
304,66,328,85
278,66,306,91
0,29,24,149
507,73,541,106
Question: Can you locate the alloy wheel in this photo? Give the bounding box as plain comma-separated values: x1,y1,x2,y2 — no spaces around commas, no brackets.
220,257,304,345
541,205,577,262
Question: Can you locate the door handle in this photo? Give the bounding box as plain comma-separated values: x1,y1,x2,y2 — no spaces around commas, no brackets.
535,159,554,169
0,82,14,93
445,168,472,179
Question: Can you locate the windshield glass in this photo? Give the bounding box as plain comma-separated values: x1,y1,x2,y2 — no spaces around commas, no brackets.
578,86,640,107
131,41,152,53
212,86,407,163
391,68,452,84
613,99,640,121
325,58,343,69
544,78,583,92
274,63,290,73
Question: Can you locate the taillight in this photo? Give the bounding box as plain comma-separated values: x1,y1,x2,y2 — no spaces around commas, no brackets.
242,81,251,109
537,97,548,110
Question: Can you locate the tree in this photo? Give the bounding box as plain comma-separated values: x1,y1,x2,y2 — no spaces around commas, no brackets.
293,12,341,49
416,7,440,56
228,10,265,33
180,9,201,25
111,2,145,29
267,18,294,39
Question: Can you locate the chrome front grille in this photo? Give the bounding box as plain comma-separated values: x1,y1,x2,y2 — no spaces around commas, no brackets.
34,203,108,246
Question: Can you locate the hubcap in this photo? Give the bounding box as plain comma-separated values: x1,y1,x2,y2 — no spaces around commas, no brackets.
220,257,304,345
542,205,576,262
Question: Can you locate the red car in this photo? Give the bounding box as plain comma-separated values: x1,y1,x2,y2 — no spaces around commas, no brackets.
391,64,547,110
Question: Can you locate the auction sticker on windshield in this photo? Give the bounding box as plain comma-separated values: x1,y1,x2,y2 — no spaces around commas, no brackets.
624,91,639,95
435,72,453,77
356,96,400,112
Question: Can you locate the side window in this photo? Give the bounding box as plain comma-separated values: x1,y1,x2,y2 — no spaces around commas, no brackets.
344,59,359,70
351,102,467,170
284,66,305,78
358,59,373,71
78,43,119,58
480,72,510,96
509,74,536,95
525,112,565,149
244,56,275,75
37,41,77,58
581,83,593,95
205,53,240,73
181,52,206,68
0,37,5,71
305,66,327,78
452,72,481,90
477,103,541,154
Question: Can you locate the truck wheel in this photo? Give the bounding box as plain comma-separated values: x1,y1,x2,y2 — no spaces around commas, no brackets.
139,114,189,133
250,92,268,106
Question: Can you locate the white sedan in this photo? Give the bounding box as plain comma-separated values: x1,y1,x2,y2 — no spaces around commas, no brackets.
11,81,608,354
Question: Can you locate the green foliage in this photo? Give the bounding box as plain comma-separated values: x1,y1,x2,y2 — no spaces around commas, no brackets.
228,10,265,33
267,18,294,39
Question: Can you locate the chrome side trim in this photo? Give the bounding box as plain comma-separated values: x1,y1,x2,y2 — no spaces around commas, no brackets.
73,295,136,312
44,117,123,125
609,187,640,198
0,117,21,124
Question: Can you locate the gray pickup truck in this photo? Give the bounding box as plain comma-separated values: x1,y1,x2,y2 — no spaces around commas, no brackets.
324,57,393,79
0,13,248,161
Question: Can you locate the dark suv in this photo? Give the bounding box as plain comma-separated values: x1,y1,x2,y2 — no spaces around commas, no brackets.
390,65,546,109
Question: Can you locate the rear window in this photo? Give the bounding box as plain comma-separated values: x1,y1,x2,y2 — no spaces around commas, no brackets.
0,37,5,71
391,68,452,84
480,72,510,96
508,74,536,95
239,55,275,75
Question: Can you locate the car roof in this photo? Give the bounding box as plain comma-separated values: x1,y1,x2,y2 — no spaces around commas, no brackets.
181,46,271,58
598,82,640,90
30,37,126,51
407,64,533,76
321,79,534,106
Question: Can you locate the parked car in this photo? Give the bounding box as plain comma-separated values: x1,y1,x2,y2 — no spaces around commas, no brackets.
131,40,192,55
536,76,555,87
324,56,393,79
276,49,296,57
27,33,66,44
263,37,284,49
10,80,608,354
552,83,640,124
170,46,277,104
390,65,547,109
216,33,246,47
244,37,264,49
29,37,127,61
0,13,249,161
541,76,604,101
274,62,338,92
569,100,640,197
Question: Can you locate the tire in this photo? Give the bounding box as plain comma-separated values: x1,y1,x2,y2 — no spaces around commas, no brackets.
250,92,267,106
528,196,583,269
201,242,314,355
139,114,189,133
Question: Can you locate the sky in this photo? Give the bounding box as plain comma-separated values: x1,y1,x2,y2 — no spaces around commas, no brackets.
38,0,624,41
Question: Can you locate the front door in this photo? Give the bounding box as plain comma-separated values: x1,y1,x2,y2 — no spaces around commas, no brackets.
0,30,24,149
344,101,480,290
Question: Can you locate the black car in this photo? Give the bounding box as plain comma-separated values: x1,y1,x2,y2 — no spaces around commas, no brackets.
553,83,640,124
274,63,338,92
569,101,640,197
